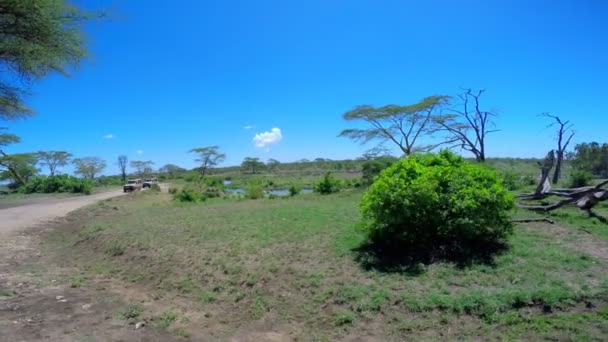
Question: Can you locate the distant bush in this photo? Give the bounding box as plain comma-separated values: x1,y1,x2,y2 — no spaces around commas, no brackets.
245,180,265,199
360,151,514,258
19,175,93,195
314,172,340,195
150,183,161,192
362,156,398,185
288,184,300,196
203,186,222,198
168,187,179,194
500,171,522,191
183,173,200,183
568,170,593,188
204,177,224,188
174,188,206,202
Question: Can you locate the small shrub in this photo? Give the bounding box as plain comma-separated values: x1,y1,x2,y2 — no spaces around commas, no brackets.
168,187,179,194
106,243,125,256
174,188,205,202
360,151,514,258
245,180,265,199
118,304,143,320
150,183,161,192
288,184,300,196
158,311,178,329
334,310,355,326
568,170,593,188
314,172,340,195
500,171,521,191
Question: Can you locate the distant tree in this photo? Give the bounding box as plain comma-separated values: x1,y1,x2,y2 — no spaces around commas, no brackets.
435,89,498,162
571,142,608,178
158,164,186,179
190,146,225,179
0,0,99,119
36,151,72,175
266,159,281,173
241,157,265,174
130,160,154,178
339,96,449,156
361,156,399,184
117,155,128,182
73,157,106,179
542,113,575,184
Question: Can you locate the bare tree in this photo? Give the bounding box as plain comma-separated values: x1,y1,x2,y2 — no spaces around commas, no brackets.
339,96,449,156
36,151,72,175
117,155,128,182
435,89,498,162
542,113,574,184
190,146,225,179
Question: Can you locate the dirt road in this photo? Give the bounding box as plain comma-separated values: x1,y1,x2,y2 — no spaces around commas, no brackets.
0,189,183,342
0,189,125,236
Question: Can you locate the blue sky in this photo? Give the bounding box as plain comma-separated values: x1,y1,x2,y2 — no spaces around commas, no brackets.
5,0,607,174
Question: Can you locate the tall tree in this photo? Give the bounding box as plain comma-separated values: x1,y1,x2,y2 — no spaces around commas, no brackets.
130,160,154,178
542,113,574,184
36,151,72,175
435,89,498,162
73,157,105,179
241,157,265,174
117,155,128,182
190,146,225,179
339,96,449,156
0,0,96,119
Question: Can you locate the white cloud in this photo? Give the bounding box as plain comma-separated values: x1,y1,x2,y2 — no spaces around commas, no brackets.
136,150,143,155
243,125,254,130
253,127,282,148
103,134,116,139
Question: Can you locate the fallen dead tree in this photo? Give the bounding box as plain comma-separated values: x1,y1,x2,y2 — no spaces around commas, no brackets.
516,150,608,216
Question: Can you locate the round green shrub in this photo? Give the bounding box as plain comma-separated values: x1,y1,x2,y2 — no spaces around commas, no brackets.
360,151,514,256
568,170,593,188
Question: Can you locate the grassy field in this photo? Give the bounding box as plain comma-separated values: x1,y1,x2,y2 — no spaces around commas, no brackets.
43,189,608,340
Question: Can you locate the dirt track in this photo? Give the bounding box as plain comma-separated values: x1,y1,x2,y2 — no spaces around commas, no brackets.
0,190,125,236
0,189,183,342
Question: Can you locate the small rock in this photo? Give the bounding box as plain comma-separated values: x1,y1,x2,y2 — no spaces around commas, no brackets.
82,304,92,310
204,312,212,318
51,280,57,283
135,322,145,329
58,299,68,303
55,295,64,300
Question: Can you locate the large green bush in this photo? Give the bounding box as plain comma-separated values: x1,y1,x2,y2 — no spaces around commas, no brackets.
19,175,93,195
360,151,514,257
568,170,593,188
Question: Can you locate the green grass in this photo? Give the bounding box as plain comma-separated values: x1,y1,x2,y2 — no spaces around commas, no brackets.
44,190,608,340
117,304,143,320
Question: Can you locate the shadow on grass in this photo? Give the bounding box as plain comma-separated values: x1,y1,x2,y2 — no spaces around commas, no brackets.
352,239,510,276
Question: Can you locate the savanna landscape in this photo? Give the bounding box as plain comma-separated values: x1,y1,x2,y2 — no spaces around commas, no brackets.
1,1,608,341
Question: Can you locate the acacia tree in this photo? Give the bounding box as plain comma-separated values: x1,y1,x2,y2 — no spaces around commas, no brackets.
190,146,225,179
73,157,106,179
1,0,96,118
130,160,154,178
36,151,72,175
117,155,128,182
339,96,449,156
435,89,498,162
241,157,265,174
542,113,574,184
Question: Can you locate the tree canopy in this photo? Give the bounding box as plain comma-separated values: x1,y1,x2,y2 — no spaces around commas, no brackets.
339,96,449,156
36,150,72,175
190,146,225,179
73,157,105,179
